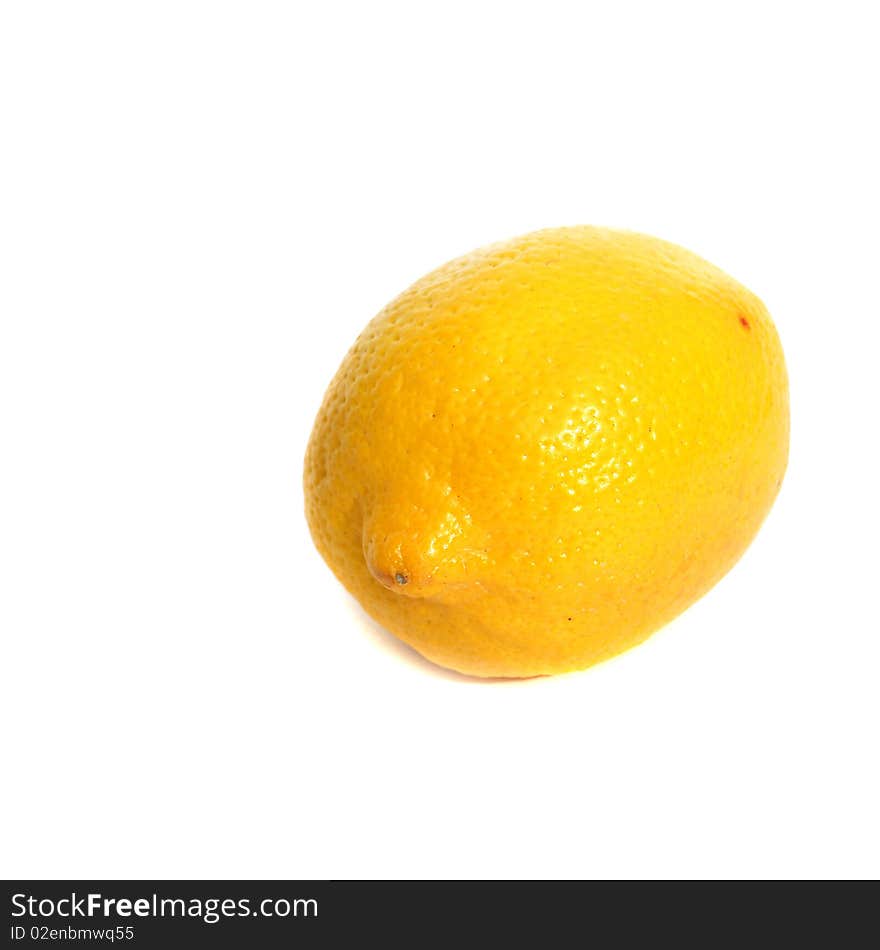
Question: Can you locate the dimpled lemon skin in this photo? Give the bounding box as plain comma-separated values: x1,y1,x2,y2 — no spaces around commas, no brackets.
304,226,789,678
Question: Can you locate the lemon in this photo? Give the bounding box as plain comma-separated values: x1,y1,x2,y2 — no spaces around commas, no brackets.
304,227,789,677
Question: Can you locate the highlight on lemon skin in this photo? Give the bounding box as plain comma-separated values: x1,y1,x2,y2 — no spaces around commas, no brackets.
304,225,790,678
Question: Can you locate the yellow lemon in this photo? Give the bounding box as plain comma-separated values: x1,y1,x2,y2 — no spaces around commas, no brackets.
304,227,789,677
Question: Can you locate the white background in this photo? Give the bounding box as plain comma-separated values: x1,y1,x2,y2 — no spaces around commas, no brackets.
2,2,878,880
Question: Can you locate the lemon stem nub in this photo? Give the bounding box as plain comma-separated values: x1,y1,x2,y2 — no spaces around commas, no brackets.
394,572,408,586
